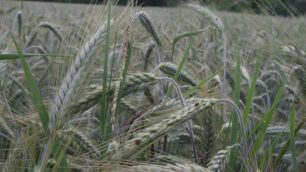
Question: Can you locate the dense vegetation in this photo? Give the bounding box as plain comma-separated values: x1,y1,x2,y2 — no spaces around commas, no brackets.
0,0,305,171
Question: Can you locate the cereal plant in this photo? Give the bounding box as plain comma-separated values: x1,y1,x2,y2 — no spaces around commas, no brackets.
0,0,305,171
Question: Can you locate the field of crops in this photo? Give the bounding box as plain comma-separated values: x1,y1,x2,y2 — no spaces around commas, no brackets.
0,1,305,171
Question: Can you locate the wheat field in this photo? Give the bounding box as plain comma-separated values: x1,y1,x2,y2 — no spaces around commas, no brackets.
0,0,305,171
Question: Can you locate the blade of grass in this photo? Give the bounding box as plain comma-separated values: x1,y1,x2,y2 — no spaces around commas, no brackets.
164,36,194,102
251,83,284,161
238,50,263,149
12,33,69,171
273,117,305,169
112,35,133,138
289,105,298,172
228,45,241,171
183,69,221,98
0,53,71,60
171,29,208,60
11,33,49,133
243,52,263,125
100,0,112,137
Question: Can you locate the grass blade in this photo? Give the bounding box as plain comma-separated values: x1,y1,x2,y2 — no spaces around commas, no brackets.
0,53,71,60
165,36,194,102
251,83,284,160
12,33,69,172
11,33,49,133
171,30,207,60
228,45,241,171
273,117,305,169
243,52,263,125
289,105,298,172
112,36,133,135
100,0,112,137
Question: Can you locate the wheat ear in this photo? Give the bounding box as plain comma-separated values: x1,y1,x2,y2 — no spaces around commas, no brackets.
109,98,215,160
116,163,210,172
187,3,224,31
39,22,62,41
11,10,22,37
50,20,112,128
159,62,197,86
208,144,240,172
203,106,215,164
135,11,162,46
60,128,100,158
68,73,159,116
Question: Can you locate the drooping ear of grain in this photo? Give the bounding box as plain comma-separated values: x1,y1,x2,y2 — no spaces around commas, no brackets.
11,10,22,37
159,62,197,86
135,11,162,46
187,3,224,31
39,22,62,41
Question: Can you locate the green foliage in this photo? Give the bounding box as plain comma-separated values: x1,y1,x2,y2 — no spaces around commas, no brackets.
101,0,112,139
11,34,50,133
228,44,241,171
